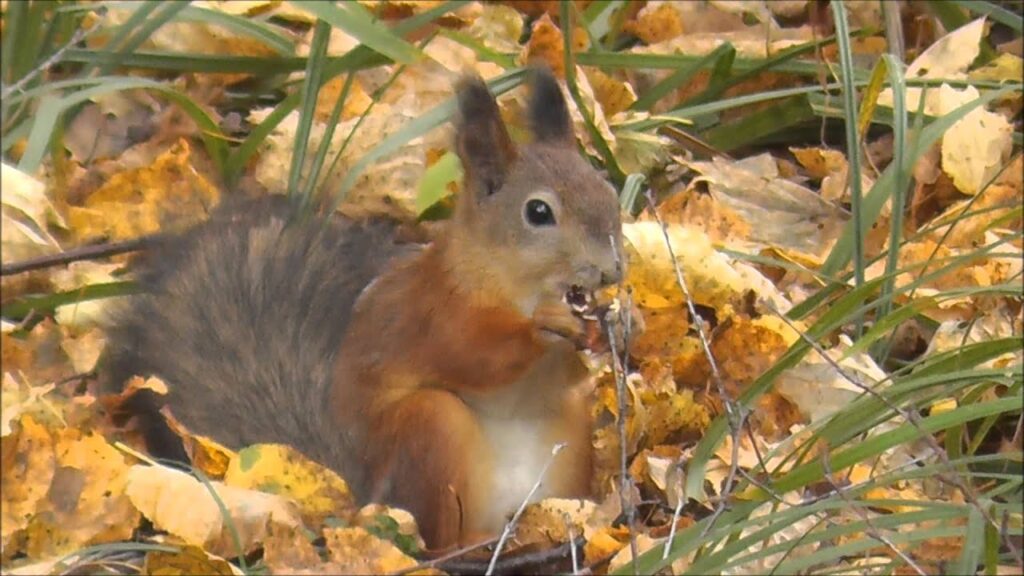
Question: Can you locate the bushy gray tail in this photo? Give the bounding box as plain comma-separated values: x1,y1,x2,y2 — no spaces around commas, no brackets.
104,197,408,471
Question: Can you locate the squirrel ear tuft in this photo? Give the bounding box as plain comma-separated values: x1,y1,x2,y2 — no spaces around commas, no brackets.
528,66,573,145
455,75,516,198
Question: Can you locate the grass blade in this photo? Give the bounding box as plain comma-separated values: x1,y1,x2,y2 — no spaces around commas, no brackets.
630,44,733,112
291,0,422,65
560,0,625,184
288,18,331,204
950,0,1023,32
100,1,191,75
17,78,228,174
832,0,867,333
872,53,911,362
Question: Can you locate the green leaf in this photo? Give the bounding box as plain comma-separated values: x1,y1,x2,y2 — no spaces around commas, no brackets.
416,151,462,216
174,3,295,55
1,281,138,319
560,1,624,184
683,276,887,501
63,49,312,74
100,1,191,75
950,0,1023,31
773,396,1022,496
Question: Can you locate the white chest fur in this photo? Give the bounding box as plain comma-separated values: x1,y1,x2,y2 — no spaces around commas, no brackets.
463,342,589,532
476,415,560,531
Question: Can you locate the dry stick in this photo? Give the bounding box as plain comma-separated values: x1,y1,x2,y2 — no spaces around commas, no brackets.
765,301,1023,565
388,537,498,576
485,442,567,576
662,457,686,561
643,191,747,557
0,236,155,276
604,231,640,576
566,515,580,575
821,450,927,576
1,8,106,101
441,538,582,575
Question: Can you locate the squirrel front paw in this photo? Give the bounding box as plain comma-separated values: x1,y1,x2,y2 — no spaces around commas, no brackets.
532,298,589,348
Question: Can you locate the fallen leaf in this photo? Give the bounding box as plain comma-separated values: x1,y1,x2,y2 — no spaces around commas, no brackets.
516,498,596,548
224,443,358,529
125,463,302,557
143,545,238,575
1,163,63,264
66,139,220,242
676,154,850,265
322,526,422,574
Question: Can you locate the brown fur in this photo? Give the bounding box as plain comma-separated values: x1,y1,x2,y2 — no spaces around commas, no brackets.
105,69,622,550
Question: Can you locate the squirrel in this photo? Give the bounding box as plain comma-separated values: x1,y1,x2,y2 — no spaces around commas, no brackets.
104,68,624,551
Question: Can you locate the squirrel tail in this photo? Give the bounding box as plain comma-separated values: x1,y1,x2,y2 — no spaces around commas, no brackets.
104,197,406,472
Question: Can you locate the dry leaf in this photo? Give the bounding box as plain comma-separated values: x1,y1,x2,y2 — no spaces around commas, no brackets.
515,498,596,548
143,545,238,575
322,526,422,575
677,154,850,265
66,139,220,242
224,443,358,528
125,463,302,557
1,163,63,263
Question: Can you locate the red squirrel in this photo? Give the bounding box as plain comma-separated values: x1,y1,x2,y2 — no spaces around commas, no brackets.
105,68,624,550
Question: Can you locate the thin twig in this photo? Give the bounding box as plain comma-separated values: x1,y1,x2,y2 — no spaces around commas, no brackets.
566,516,580,576
821,451,927,576
443,538,582,575
485,443,567,576
1,7,105,102
1,236,155,276
662,457,686,560
643,190,747,550
603,241,640,576
388,537,498,576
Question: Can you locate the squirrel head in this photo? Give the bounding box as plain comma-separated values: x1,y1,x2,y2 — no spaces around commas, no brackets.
449,68,623,315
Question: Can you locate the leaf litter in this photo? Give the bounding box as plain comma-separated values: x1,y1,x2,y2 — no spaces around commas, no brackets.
1,1,1021,574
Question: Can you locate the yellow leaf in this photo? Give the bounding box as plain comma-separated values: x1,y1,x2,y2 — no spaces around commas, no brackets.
125,463,301,557
585,68,637,117
625,3,684,44
516,498,596,548
224,443,357,528
930,397,958,415
323,526,423,574
143,545,237,576
66,139,219,242
1,415,56,552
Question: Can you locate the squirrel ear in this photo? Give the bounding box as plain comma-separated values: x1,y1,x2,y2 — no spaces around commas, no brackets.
455,75,516,197
528,66,574,145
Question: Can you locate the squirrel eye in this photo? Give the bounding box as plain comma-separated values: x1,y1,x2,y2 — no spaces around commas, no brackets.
524,199,556,227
